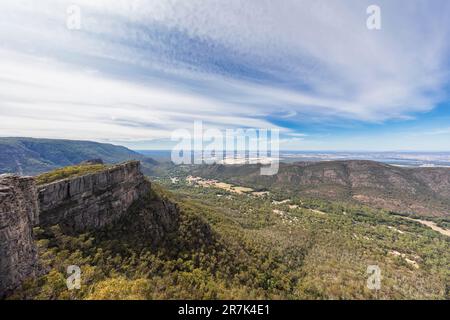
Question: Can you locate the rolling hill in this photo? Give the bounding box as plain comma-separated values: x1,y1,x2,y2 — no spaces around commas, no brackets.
2,137,449,218
0,137,159,176
9,164,450,299
1,144,448,299
191,160,450,217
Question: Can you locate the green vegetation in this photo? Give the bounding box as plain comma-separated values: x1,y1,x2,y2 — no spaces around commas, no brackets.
161,178,449,299
11,177,449,300
189,162,450,218
35,164,108,185
3,139,449,299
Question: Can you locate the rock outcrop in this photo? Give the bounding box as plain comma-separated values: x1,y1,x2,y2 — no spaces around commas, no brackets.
0,175,40,298
0,160,168,297
79,159,104,165
38,161,150,232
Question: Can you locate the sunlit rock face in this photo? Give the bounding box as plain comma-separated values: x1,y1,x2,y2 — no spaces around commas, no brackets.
37,161,150,232
0,160,179,297
0,174,39,298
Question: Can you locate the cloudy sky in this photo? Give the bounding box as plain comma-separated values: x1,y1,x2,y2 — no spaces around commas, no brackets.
1,0,450,150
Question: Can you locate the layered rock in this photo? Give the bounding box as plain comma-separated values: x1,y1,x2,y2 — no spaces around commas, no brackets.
38,161,150,232
0,175,39,297
0,160,176,297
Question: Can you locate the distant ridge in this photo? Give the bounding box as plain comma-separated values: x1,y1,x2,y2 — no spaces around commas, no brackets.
192,160,450,217
0,137,158,175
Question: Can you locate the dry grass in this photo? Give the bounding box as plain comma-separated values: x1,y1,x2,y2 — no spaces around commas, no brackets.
36,164,107,185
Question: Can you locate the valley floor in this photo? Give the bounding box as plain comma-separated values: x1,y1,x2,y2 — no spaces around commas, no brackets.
155,175,449,299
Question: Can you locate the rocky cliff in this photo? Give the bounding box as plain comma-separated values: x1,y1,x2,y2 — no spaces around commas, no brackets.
0,160,172,297
38,161,150,232
0,175,40,297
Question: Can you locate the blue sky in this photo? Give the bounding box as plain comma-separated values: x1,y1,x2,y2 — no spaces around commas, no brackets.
0,0,450,151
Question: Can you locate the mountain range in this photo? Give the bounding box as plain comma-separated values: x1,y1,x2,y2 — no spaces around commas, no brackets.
191,160,450,217
0,137,449,300
0,137,159,176
1,137,449,218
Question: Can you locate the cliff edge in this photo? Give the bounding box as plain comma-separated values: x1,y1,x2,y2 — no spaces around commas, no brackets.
0,161,175,298
0,175,40,297
38,161,150,232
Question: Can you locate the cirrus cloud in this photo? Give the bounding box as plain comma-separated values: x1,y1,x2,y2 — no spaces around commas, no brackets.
0,0,449,149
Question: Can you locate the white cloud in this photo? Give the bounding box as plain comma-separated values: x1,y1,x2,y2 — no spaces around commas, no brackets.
0,0,449,146
0,49,278,141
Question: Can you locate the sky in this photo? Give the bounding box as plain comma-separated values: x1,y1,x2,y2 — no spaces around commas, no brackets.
0,0,450,151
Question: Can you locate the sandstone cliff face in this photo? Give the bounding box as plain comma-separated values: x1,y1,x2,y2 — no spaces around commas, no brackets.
0,175,39,297
1,161,179,297
38,161,150,232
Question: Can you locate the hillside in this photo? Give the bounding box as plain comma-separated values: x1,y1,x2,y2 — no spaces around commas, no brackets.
190,160,450,217
12,175,450,300
0,137,159,176
1,161,448,300
2,137,449,218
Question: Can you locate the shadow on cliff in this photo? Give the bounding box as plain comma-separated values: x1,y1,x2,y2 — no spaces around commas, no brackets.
92,181,219,256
